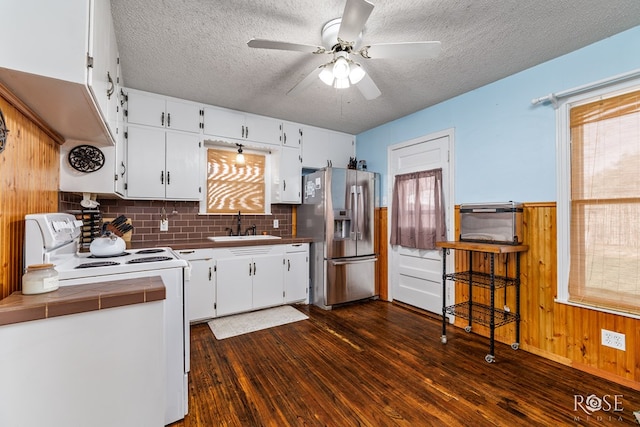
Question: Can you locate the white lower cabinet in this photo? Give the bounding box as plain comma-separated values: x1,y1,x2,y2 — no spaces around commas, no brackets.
180,244,308,320
284,244,309,304
176,249,215,323
214,245,284,317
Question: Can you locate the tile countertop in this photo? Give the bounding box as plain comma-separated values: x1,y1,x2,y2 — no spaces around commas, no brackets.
0,277,166,327
131,236,314,251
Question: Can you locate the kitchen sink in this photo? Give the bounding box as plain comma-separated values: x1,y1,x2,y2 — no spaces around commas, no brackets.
207,235,282,242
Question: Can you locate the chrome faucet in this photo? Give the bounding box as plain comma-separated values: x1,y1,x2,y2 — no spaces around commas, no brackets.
236,210,242,236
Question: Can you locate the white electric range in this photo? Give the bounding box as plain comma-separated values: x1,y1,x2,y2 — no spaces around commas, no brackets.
24,213,190,425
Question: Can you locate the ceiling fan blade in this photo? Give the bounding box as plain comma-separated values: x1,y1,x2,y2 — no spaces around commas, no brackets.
247,38,326,54
355,72,381,100
287,65,324,97
361,41,442,59
338,0,374,42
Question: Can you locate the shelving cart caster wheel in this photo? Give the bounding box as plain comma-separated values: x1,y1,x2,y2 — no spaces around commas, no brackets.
485,354,495,363
464,325,472,333
440,335,448,344
511,343,520,350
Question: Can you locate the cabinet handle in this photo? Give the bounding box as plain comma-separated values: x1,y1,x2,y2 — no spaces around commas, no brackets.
167,113,171,127
208,267,212,281
284,134,287,145
241,125,245,138
106,72,115,100
249,262,252,276
178,250,195,254
167,171,171,185
120,161,126,178
246,126,249,139
160,171,164,184
253,262,256,275
287,259,291,271
283,180,286,191
161,112,165,126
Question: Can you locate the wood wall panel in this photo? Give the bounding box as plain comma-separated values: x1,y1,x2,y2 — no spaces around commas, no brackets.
375,207,388,301
0,92,60,300
451,203,639,389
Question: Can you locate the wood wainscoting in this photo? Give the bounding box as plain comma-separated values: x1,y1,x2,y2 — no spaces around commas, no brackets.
0,84,62,300
450,203,639,389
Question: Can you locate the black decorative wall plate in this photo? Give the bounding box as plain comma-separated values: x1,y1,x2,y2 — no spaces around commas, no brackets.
0,108,8,154
68,145,105,172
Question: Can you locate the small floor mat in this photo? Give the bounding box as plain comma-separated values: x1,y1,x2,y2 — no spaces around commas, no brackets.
207,305,308,340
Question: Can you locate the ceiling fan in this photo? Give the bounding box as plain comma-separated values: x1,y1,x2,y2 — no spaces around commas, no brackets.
247,0,441,100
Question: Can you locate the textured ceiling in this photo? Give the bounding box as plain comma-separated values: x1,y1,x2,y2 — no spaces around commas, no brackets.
111,0,640,135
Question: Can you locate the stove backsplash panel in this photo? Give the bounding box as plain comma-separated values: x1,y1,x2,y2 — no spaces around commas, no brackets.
59,193,293,245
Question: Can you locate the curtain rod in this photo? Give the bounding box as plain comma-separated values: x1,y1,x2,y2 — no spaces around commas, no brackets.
531,68,640,108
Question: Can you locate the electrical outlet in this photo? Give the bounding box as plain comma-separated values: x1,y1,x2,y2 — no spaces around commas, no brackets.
601,329,625,350
160,219,169,232
273,219,279,228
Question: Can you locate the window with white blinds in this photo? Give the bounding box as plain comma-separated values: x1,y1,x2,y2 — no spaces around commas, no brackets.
206,148,266,214
565,89,640,316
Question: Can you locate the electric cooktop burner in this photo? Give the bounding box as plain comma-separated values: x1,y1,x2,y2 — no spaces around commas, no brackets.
126,256,174,264
75,261,121,269
135,248,165,254
88,252,130,258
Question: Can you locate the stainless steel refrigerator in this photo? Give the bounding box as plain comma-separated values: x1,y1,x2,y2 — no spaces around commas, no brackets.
298,167,378,309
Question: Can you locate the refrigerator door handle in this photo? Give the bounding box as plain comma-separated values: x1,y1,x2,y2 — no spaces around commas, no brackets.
350,185,358,240
329,257,378,266
357,185,364,240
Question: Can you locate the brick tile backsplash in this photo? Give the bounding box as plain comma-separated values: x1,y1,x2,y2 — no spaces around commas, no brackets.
59,193,293,245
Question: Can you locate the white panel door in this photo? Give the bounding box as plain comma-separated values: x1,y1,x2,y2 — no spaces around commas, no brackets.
388,130,453,314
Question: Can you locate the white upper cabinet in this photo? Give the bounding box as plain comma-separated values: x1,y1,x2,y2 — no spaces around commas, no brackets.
125,125,202,200
126,90,202,133
0,0,119,145
203,106,281,145
302,126,355,169
275,122,302,204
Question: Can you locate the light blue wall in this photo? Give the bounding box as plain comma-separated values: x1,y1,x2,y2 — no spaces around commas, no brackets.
356,26,640,206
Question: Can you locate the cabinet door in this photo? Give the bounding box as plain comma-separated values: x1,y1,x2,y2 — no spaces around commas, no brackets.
328,131,356,168
284,250,309,303
302,126,355,169
126,126,166,199
202,107,244,139
282,123,302,147
165,131,201,200
166,99,201,133
216,257,253,317
88,0,112,125
252,253,284,309
185,258,215,322
280,145,302,203
301,126,328,168
114,89,127,196
127,91,166,128
245,114,281,145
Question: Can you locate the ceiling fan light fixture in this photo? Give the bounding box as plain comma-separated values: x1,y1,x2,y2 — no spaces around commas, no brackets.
334,77,350,89
319,66,335,86
348,63,365,84
333,55,350,79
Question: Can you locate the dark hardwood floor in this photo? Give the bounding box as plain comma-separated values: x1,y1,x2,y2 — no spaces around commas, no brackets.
172,301,640,426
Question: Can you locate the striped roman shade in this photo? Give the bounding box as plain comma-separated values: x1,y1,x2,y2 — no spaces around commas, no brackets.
206,148,265,214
